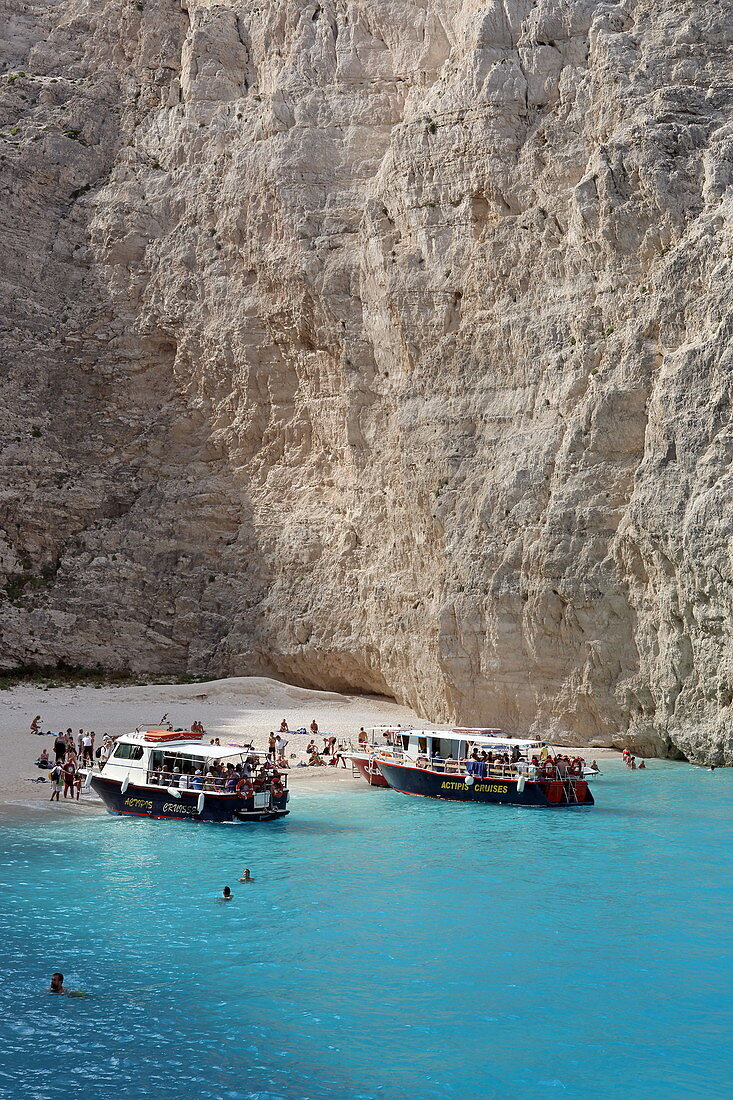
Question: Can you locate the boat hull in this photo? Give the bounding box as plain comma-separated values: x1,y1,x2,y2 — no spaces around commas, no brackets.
90,775,289,822
348,753,390,787
376,760,594,808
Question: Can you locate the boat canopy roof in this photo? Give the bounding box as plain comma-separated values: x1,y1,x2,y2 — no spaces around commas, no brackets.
119,732,259,761
403,729,545,750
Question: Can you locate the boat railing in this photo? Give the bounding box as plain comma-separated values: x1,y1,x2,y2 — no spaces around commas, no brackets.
145,770,287,793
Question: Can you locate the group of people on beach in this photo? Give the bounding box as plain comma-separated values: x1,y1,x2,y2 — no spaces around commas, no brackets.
32,727,115,801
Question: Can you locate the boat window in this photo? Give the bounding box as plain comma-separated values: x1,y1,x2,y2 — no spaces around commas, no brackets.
400,735,410,750
113,743,144,761
418,737,427,754
432,738,456,759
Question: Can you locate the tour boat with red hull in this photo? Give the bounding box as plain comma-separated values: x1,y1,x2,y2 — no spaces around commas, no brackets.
347,726,408,788
374,730,594,808
88,730,290,823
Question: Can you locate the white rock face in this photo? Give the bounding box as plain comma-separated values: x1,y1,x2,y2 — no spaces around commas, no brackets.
1,0,731,760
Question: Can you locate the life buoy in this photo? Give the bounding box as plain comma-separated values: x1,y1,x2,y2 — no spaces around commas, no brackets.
271,782,284,799
543,760,555,778
237,780,253,799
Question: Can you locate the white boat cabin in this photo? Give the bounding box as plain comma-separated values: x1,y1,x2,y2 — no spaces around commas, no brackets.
100,730,265,789
385,729,547,765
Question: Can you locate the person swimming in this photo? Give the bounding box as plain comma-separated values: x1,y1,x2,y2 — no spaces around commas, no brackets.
221,887,232,900
239,869,253,883
49,972,67,993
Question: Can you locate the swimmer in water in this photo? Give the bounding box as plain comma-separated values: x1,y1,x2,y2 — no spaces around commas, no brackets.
221,886,232,900
49,972,67,994
239,869,253,883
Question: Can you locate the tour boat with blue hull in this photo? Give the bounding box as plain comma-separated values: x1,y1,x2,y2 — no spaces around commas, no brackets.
374,731,594,808
88,730,289,823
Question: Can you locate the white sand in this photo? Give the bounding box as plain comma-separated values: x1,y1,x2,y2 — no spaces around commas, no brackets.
0,674,621,814
0,675,424,810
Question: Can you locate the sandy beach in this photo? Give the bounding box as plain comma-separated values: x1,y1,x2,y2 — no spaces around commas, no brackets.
0,674,622,815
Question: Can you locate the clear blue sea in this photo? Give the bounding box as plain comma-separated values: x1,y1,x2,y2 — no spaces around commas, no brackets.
1,760,732,1100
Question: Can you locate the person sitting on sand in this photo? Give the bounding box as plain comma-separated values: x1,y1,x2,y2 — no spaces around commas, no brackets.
220,887,232,901
310,719,319,736
279,719,289,733
306,739,318,756
49,972,67,994
239,869,253,883
36,749,52,769
30,715,42,735
309,751,323,767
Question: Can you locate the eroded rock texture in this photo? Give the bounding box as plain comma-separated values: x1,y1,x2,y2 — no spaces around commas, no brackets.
1,0,732,759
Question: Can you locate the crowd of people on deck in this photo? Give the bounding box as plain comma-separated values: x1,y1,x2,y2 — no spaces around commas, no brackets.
148,755,285,800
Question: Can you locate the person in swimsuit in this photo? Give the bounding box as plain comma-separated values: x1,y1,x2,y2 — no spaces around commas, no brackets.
239,869,253,883
30,715,42,734
49,973,67,993
220,887,232,900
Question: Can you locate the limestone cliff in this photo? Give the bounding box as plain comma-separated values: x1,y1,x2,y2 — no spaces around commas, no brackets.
1,0,731,760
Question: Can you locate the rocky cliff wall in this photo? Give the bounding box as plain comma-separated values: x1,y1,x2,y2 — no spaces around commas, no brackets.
1,0,731,760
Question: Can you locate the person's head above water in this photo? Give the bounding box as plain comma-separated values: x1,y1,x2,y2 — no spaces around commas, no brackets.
50,972,66,993
222,887,232,899
240,868,252,882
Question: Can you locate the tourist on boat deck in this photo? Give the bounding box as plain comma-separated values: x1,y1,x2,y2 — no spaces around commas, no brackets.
358,727,368,746
191,770,204,790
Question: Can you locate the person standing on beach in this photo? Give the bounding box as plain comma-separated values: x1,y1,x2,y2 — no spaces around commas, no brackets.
62,758,76,799
54,732,67,763
267,733,277,761
82,732,94,765
50,763,63,801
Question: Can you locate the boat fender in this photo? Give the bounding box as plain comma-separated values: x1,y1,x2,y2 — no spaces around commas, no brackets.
197,792,205,815
120,774,130,794
167,787,181,799
83,770,93,792
517,775,526,793
464,775,474,786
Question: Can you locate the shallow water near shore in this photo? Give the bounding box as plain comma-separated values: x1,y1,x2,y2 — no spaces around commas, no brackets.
1,761,732,1100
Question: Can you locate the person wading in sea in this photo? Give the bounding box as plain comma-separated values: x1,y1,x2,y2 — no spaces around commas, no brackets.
49,973,67,993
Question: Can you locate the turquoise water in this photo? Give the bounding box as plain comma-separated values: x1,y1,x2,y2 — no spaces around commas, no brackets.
1,761,732,1099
